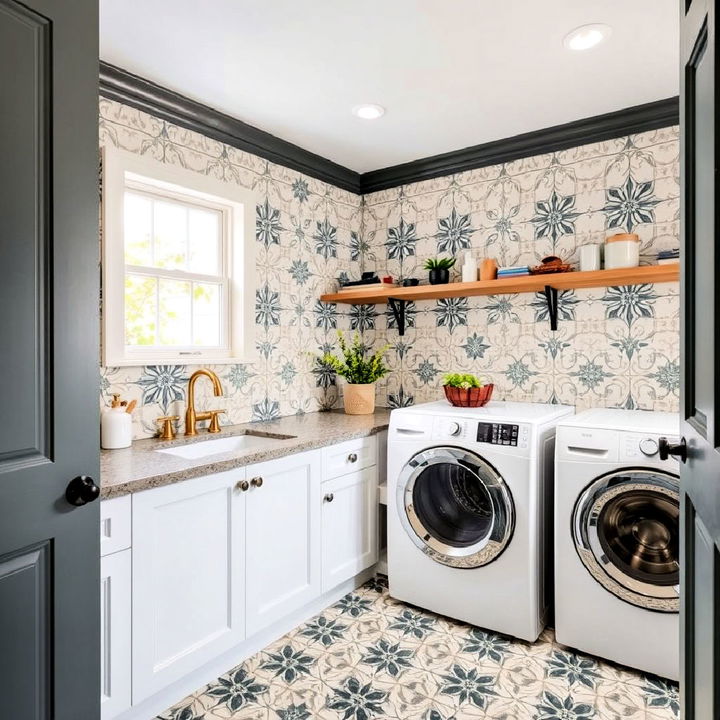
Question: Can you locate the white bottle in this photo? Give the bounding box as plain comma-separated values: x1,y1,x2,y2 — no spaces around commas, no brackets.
101,394,132,449
461,251,477,283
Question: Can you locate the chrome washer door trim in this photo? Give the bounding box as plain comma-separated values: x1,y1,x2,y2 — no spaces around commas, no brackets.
396,446,514,569
573,467,680,612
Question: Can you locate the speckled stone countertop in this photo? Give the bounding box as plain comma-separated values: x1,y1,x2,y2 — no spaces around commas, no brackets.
100,409,391,499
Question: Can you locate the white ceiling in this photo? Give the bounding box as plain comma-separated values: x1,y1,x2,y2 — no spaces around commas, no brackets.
100,0,679,174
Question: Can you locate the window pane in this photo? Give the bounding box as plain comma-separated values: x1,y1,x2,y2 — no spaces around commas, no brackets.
153,200,187,270
193,282,221,346
124,193,152,265
188,207,221,275
125,274,157,346
158,279,192,346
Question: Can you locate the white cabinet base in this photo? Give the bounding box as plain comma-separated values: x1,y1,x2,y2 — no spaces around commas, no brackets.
113,568,376,720
322,467,378,592
101,550,132,720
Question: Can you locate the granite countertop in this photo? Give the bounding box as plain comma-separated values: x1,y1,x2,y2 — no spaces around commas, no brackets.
100,409,391,499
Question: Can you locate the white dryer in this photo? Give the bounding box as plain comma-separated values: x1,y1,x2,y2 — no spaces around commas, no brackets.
388,400,574,642
554,409,680,680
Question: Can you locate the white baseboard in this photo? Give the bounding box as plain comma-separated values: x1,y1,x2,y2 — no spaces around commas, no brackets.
114,567,375,720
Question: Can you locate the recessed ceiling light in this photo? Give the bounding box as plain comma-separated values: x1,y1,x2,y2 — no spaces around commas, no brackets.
563,23,612,51
352,104,385,120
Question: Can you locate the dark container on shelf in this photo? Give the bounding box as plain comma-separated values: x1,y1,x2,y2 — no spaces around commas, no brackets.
429,268,450,285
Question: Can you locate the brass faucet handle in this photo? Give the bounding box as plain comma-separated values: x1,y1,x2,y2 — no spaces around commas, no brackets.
207,409,226,434
157,415,180,441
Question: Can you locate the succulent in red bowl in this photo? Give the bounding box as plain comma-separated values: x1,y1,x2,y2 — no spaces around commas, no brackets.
442,373,494,408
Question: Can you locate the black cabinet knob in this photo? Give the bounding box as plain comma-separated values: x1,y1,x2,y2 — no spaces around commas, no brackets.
659,436,687,463
65,475,100,506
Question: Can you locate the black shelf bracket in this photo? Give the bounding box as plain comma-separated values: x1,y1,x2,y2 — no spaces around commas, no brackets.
544,285,559,331
388,298,407,336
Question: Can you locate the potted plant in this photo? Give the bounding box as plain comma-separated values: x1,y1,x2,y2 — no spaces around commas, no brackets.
315,331,390,414
442,373,494,408
423,256,456,285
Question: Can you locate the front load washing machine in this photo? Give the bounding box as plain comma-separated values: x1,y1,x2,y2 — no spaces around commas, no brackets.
387,400,574,642
554,408,680,680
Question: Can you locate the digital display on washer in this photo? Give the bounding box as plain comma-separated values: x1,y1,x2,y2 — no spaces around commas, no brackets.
476,422,519,446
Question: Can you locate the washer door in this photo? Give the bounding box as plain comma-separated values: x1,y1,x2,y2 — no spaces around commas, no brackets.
396,446,514,568
573,468,680,612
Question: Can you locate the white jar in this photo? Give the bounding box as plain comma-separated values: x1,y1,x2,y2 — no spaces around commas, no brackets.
604,233,640,269
461,251,478,283
579,244,601,271
101,397,132,449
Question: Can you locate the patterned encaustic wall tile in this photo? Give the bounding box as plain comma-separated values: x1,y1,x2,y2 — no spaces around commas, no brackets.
99,99,364,439
99,99,679,438
361,127,680,413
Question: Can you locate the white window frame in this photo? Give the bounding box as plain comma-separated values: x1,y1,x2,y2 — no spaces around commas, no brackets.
102,146,256,366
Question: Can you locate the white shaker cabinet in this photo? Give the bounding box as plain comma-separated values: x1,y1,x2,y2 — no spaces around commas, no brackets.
131,469,247,703
245,449,322,636
100,549,131,720
321,466,378,592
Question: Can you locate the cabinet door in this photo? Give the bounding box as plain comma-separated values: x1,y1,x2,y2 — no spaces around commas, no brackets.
245,450,321,635
131,470,246,702
322,467,378,592
100,550,131,720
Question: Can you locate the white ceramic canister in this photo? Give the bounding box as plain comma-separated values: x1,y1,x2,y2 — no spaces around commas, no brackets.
101,394,132,449
461,251,478,282
579,244,601,271
604,233,640,269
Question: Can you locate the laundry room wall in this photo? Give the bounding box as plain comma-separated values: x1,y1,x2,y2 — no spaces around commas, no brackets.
359,126,680,413
99,98,362,439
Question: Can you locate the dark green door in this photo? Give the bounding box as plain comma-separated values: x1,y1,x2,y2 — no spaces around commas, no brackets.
0,0,100,717
678,0,720,717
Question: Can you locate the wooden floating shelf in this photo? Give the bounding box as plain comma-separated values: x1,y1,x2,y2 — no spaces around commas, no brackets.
320,264,680,305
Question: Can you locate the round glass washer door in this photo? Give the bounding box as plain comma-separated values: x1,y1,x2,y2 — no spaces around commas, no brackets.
573,468,680,612
396,446,514,569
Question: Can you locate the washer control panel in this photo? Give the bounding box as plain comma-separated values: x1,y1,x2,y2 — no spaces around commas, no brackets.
476,422,527,447
432,417,530,450
622,432,678,462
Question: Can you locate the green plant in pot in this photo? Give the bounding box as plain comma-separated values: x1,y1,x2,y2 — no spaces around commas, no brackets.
442,372,494,407
314,331,390,414
424,256,456,285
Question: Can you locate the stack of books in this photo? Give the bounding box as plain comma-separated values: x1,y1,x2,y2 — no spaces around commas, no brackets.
657,249,679,265
497,265,531,278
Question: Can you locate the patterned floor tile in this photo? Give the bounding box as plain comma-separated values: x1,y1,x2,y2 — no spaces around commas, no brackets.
157,578,679,720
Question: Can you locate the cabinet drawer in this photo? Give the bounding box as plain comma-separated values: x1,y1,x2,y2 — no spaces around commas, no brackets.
100,495,131,556
322,436,377,479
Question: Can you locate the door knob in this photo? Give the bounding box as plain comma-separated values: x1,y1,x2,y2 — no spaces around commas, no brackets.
324,493,334,503
251,476,264,488
348,453,358,463
236,480,249,492
66,475,100,506
659,436,687,463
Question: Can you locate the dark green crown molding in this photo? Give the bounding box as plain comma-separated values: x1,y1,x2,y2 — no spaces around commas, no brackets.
99,62,362,193
99,62,679,197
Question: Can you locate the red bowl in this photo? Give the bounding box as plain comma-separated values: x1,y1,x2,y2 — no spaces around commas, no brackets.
443,383,494,408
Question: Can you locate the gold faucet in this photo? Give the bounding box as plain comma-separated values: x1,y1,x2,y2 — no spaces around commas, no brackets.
185,369,226,436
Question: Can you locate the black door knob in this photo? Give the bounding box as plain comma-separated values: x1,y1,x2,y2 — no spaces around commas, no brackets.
659,436,687,463
66,475,100,506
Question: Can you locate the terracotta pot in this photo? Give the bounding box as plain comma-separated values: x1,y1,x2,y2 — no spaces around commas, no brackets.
443,383,494,408
343,383,376,414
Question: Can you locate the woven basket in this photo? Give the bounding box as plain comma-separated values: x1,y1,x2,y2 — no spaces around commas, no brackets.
443,383,494,408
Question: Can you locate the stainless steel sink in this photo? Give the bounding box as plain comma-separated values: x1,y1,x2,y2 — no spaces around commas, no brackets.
156,432,294,460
